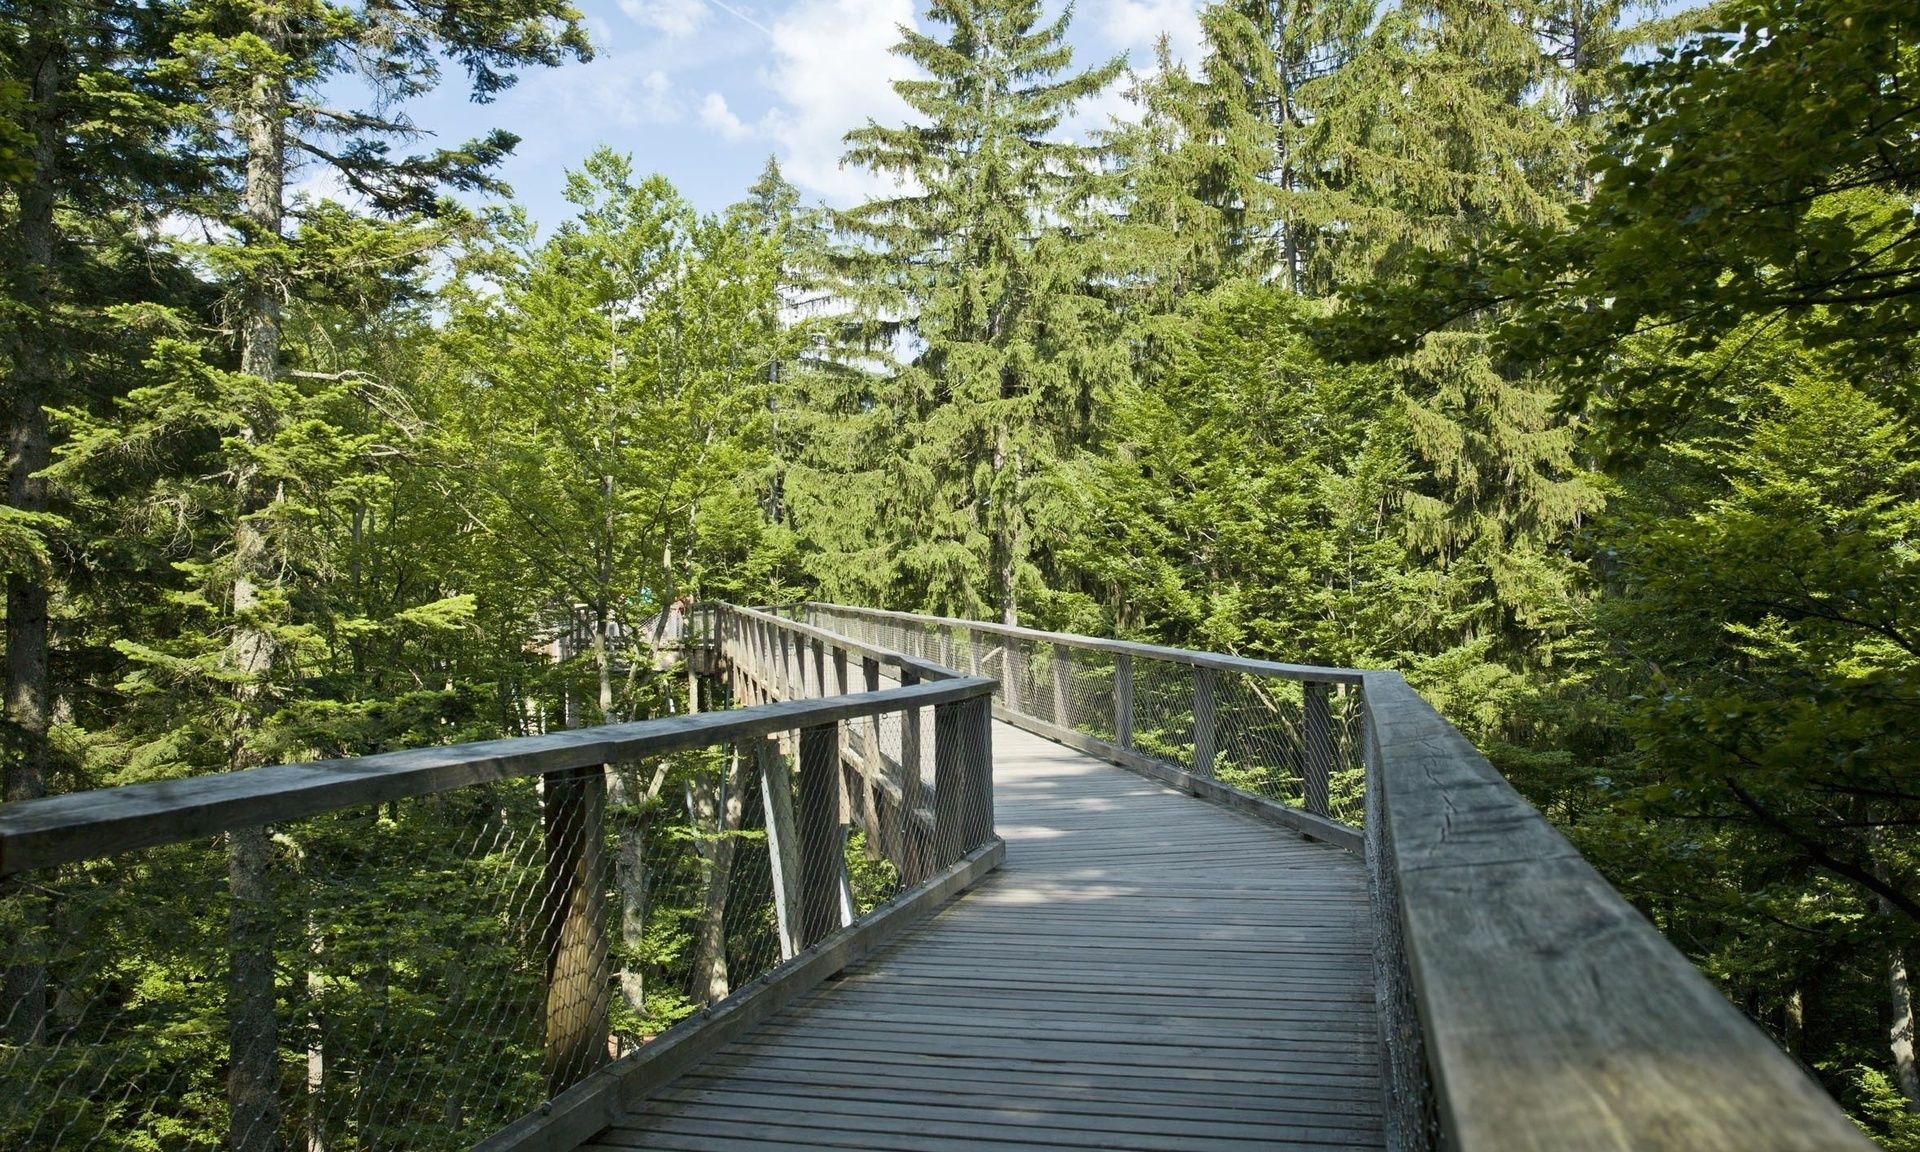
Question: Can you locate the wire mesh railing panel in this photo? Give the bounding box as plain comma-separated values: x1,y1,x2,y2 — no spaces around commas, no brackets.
0,782,576,1152
1133,665,1207,785
797,603,1370,832
1209,669,1309,805
1,634,997,1152
2,836,233,1151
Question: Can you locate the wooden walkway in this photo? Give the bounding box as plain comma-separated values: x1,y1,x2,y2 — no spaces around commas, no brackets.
586,723,1385,1151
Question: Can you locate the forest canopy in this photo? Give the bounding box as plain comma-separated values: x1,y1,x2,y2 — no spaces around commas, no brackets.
3,0,1920,1145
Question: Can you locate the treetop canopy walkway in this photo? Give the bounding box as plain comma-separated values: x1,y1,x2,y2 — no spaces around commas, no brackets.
0,603,1874,1151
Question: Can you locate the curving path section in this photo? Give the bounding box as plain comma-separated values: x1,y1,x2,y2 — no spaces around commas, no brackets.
585,722,1385,1151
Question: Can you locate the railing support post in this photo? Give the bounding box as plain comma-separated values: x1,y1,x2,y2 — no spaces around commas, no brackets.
1193,667,1218,778
541,764,609,1097
1115,653,1134,750
757,738,803,960
963,693,995,849
899,670,931,886
1304,682,1333,818
1051,642,1070,729
1001,637,1022,715
797,721,845,948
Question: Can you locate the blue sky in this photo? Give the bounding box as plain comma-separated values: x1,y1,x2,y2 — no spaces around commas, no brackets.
379,0,1206,231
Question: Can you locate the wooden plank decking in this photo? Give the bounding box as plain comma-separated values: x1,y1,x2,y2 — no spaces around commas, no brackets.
585,723,1384,1151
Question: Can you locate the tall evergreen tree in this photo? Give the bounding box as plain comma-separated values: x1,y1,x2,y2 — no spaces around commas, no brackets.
82,3,588,1144
838,0,1125,622
0,0,204,1048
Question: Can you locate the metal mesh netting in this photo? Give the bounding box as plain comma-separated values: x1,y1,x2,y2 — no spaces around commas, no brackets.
0,653,995,1150
799,604,1368,825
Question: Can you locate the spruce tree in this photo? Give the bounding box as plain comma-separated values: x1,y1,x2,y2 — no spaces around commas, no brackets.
839,0,1125,623
76,3,588,1144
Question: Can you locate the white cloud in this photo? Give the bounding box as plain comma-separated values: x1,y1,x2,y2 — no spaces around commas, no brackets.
618,0,710,38
1096,0,1206,67
1063,73,1140,140
548,65,683,127
700,92,753,142
757,0,920,203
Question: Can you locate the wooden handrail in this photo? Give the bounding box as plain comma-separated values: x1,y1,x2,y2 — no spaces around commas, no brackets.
0,677,994,877
1361,670,1873,1151
717,603,959,682
799,601,1368,686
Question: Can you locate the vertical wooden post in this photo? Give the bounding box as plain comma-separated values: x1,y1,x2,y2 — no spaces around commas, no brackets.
856,655,895,865
1001,637,1022,715
1115,653,1134,750
960,693,994,850
541,764,609,1096
1304,682,1333,818
898,669,930,886
932,698,964,869
1192,666,1218,778
811,637,828,700
1051,642,1070,729
757,738,802,960
796,721,844,948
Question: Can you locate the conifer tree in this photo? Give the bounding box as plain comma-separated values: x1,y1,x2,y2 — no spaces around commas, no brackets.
839,0,1126,622
84,3,588,1144
0,0,206,1049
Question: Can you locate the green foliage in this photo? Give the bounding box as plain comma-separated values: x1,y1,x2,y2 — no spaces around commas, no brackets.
9,0,1920,1142
834,0,1128,621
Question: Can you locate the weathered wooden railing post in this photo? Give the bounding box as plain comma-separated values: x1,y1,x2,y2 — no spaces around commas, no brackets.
1001,637,1023,715
541,764,609,1097
1115,652,1134,750
932,700,966,869
757,738,803,960
1051,642,1070,729
1192,666,1219,778
964,693,996,850
1303,682,1333,818
796,721,846,948
898,669,931,886
856,656,899,866
777,629,796,699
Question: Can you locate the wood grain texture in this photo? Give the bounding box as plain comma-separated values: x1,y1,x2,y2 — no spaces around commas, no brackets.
587,722,1384,1152
1362,670,1873,1152
0,678,993,876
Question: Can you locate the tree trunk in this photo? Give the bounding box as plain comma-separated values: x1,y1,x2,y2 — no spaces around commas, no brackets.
306,916,325,1152
1,0,62,1049
1889,906,1920,1112
690,743,748,1002
594,607,615,723
990,429,1017,626
229,10,288,1149
1891,945,1920,1110
604,765,647,1022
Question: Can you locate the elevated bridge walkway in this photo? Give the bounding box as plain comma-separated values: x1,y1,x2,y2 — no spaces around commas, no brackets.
588,722,1379,1151
0,602,1875,1152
